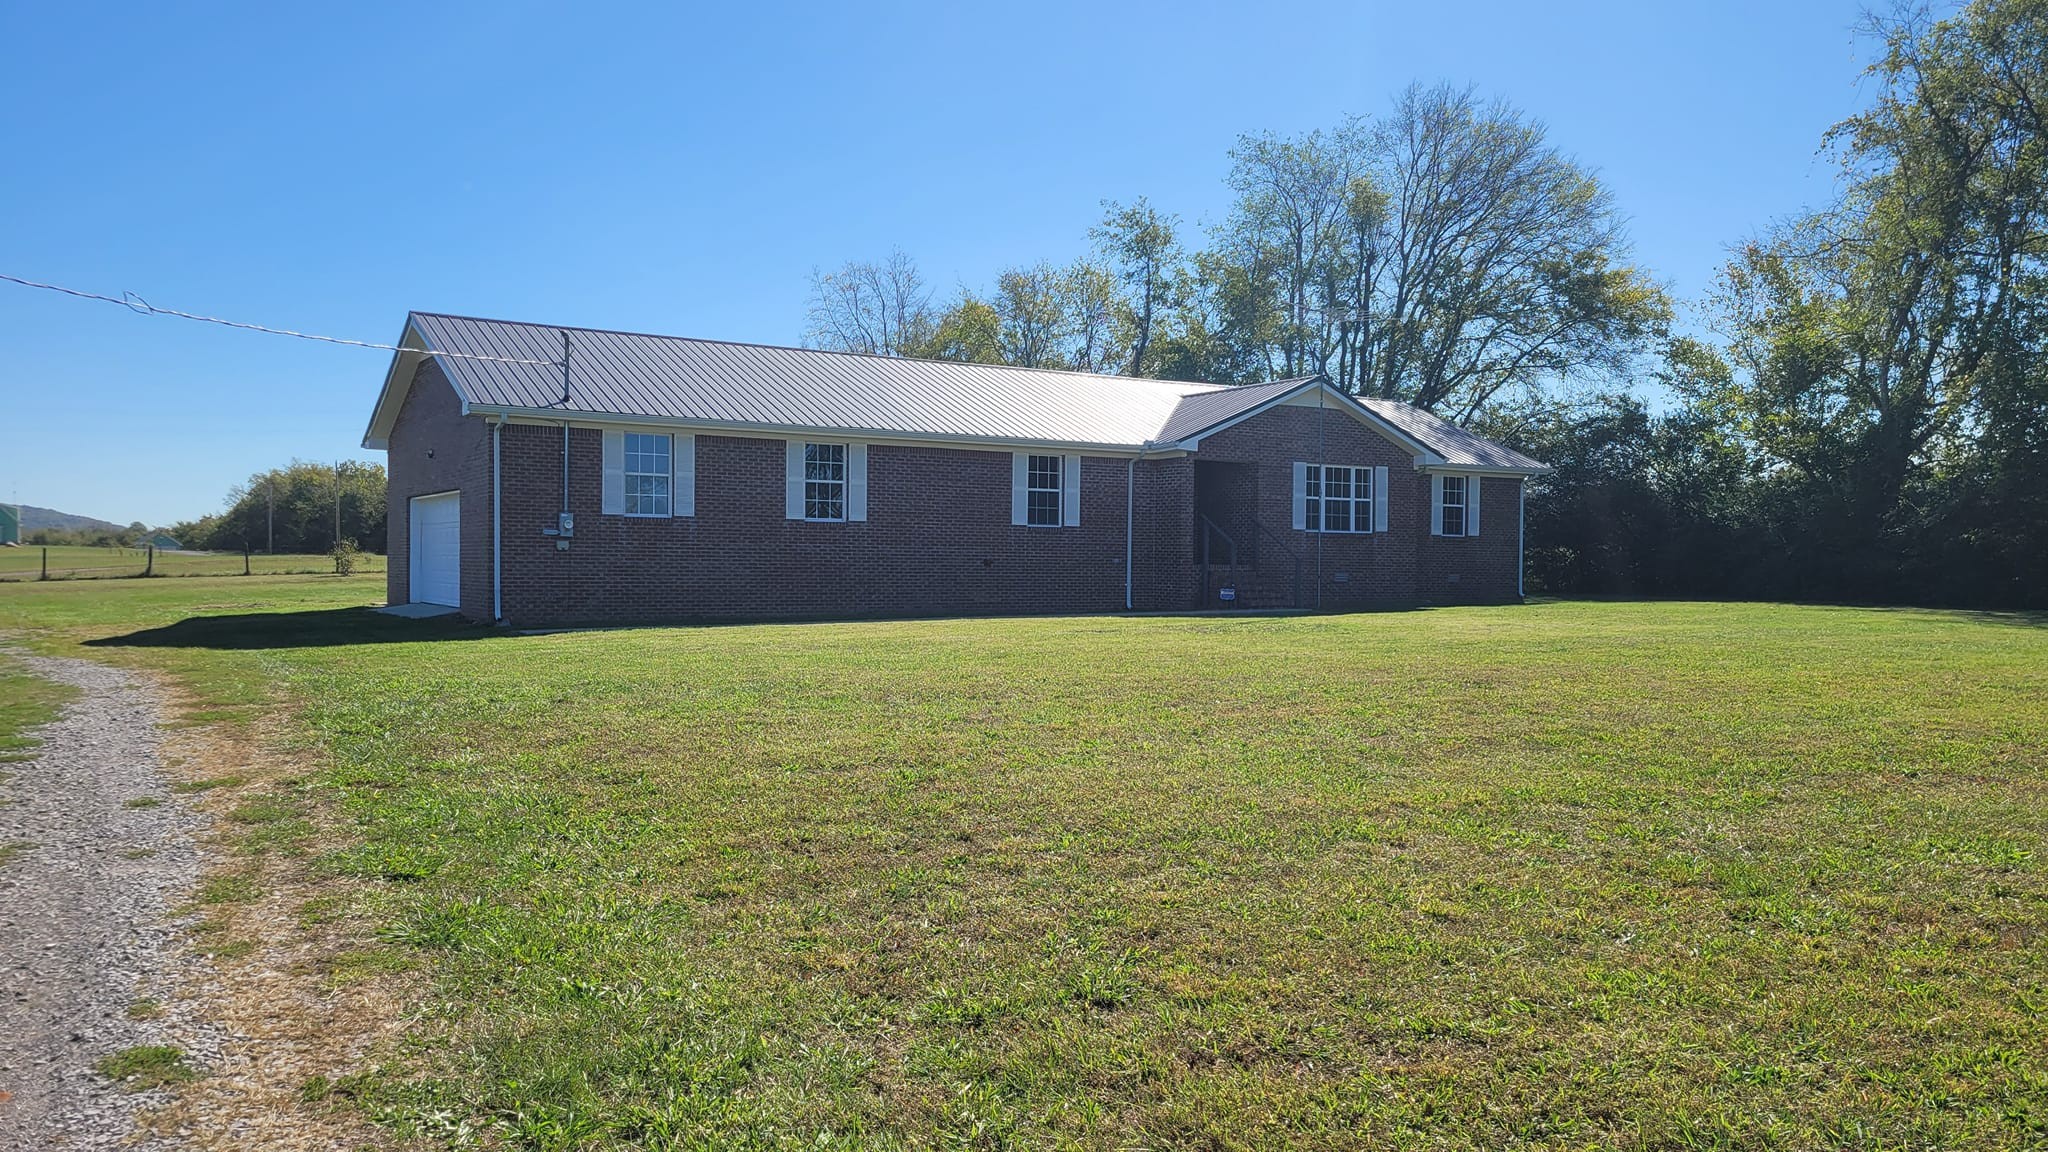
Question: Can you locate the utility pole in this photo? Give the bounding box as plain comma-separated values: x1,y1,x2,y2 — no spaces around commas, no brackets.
334,460,342,549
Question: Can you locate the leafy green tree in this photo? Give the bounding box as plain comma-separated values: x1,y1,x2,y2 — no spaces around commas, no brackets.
992,264,1070,369
1220,122,1368,379
179,461,386,554
1177,88,1666,418
1684,0,2048,603
1054,261,1126,374
910,295,1004,364
1092,199,1184,376
1153,250,1284,385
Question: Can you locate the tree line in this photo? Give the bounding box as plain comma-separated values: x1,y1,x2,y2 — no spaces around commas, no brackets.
803,1,2046,609
21,521,157,548
166,460,386,555
805,82,1663,423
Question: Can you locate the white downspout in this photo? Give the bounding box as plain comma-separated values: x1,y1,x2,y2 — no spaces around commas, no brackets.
492,418,503,623
1124,441,1154,610
1125,454,1136,610
1517,478,1526,600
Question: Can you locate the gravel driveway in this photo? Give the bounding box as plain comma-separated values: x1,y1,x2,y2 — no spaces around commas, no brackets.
0,653,212,1151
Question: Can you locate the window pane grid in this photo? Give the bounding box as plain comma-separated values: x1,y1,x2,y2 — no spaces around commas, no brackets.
1026,454,1063,526
1441,475,1466,536
624,433,671,516
1305,463,1372,534
804,443,846,520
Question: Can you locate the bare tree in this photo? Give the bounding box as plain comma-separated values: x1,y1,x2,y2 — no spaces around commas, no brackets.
803,249,935,355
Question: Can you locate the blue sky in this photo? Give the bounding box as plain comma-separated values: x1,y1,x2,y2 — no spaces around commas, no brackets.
2,1,1887,527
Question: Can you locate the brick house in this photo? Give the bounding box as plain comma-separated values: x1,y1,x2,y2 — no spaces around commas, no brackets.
361,312,1549,625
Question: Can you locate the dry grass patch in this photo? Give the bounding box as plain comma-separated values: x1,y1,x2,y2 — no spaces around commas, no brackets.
124,678,418,1152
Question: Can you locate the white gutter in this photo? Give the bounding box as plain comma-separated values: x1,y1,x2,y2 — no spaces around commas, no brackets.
492,418,503,623
470,404,1166,458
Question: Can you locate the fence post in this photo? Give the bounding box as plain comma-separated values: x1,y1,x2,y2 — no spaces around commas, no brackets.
144,544,154,577
40,547,48,581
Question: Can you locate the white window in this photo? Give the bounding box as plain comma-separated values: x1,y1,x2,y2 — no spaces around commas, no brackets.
604,429,692,517
1011,451,1081,527
1026,454,1063,527
785,440,866,522
1304,464,1374,533
1440,474,1467,537
623,432,671,517
804,442,846,521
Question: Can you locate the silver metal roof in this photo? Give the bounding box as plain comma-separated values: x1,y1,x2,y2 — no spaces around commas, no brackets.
408,312,1221,450
1153,377,1319,443
366,312,1546,470
1356,399,1550,471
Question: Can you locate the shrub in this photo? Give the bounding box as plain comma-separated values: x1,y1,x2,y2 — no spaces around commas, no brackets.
331,538,362,575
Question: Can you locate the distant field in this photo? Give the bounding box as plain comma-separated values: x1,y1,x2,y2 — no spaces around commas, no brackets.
0,577,2042,1149
0,545,384,581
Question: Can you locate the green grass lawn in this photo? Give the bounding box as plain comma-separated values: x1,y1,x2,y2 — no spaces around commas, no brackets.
0,652,75,763
0,544,384,581
1,576,2044,1150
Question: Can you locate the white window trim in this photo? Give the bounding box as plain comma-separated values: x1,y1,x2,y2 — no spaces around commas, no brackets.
622,431,674,519
1012,451,1082,528
602,428,693,518
786,440,868,523
1300,462,1379,534
802,441,848,522
1438,473,1477,538
1025,453,1064,528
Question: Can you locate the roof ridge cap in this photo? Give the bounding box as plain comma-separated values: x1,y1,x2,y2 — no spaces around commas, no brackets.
410,310,1231,392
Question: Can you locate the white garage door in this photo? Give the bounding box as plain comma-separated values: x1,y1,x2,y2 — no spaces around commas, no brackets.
409,492,461,607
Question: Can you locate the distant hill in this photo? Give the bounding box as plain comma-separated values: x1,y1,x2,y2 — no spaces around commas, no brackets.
18,505,127,534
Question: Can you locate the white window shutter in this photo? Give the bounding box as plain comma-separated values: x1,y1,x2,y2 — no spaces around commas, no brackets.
1373,465,1389,533
785,440,805,520
1468,474,1481,537
848,443,869,521
1010,452,1029,526
1062,454,1082,526
601,430,625,515
1291,461,1308,530
1430,474,1444,536
675,434,695,517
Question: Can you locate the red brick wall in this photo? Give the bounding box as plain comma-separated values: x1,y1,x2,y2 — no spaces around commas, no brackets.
496,427,1153,624
1416,475,1524,602
1182,403,1523,609
380,369,1527,624
383,360,490,618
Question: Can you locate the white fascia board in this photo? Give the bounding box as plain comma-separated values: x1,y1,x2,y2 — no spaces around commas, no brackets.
360,319,443,450
1418,463,1554,477
477,405,1185,458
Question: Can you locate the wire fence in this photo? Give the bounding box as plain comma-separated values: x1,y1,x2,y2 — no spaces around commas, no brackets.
0,546,387,582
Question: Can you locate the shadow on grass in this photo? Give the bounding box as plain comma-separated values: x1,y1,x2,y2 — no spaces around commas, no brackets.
85,608,495,650
1532,595,2048,628
1870,606,2048,629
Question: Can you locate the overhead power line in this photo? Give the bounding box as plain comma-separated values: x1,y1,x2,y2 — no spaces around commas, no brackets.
0,272,562,367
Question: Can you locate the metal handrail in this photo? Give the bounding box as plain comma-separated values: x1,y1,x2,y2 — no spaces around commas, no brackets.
1198,515,1240,568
